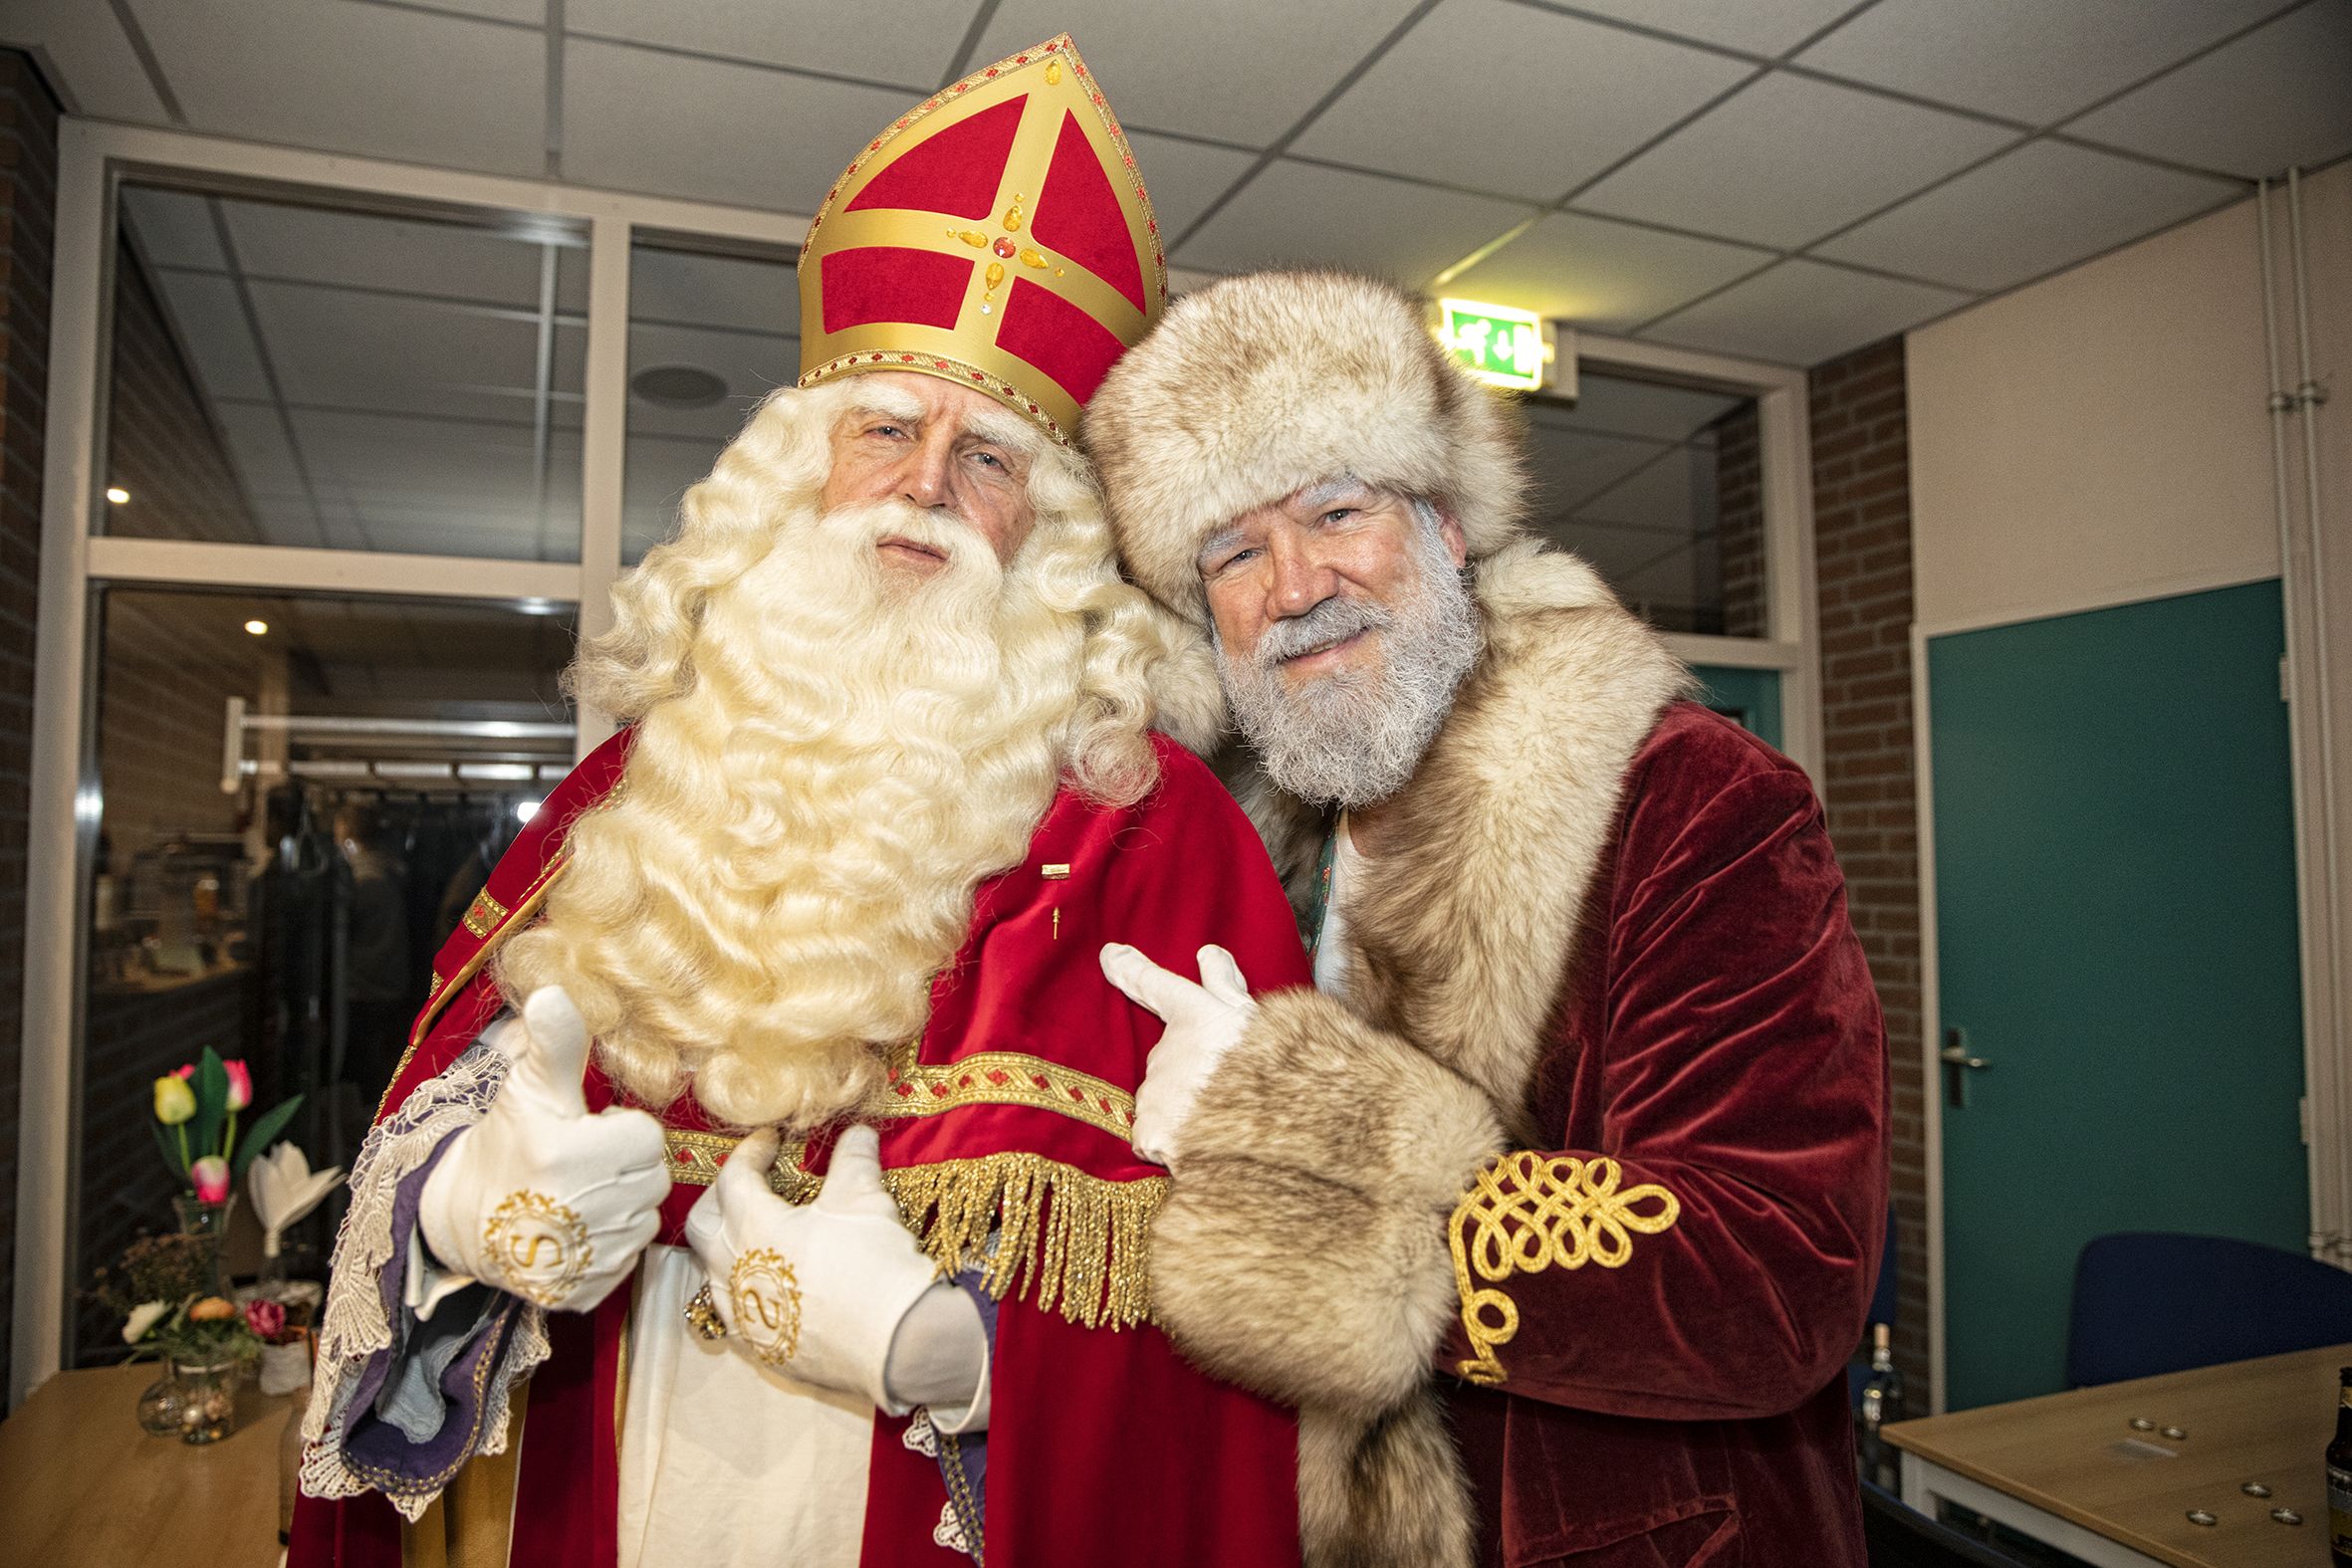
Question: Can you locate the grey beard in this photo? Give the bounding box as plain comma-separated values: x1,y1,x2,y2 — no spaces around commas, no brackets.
1218,528,1482,809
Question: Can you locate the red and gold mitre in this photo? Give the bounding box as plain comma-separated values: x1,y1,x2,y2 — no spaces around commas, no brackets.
797,35,1166,446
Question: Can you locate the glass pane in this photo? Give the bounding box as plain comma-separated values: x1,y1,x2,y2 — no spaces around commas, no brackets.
105,183,588,560
1524,368,1764,637
623,241,798,564
74,586,574,1365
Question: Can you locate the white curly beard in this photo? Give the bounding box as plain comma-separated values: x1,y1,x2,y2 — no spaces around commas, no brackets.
501,497,1084,1130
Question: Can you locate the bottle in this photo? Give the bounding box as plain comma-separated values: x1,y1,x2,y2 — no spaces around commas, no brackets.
2329,1365,2352,1566
1858,1324,1906,1490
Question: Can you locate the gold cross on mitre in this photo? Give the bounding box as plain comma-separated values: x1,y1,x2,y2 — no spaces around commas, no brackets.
796,36,1168,446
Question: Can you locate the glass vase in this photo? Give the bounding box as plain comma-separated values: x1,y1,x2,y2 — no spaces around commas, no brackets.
172,1194,237,1295
134,1371,184,1437
168,1358,239,1445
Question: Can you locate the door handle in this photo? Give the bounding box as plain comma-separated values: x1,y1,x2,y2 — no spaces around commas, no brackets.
1941,1028,1990,1108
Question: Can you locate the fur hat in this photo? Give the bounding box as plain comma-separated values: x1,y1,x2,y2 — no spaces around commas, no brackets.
1084,270,1529,625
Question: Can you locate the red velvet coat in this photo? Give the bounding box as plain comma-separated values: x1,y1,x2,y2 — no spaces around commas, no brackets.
1142,549,1889,1568
1441,704,1888,1567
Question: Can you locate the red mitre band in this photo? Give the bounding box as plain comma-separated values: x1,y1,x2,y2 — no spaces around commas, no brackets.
796,35,1168,445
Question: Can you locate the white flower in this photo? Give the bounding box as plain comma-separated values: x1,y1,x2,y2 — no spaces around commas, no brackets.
121,1300,169,1344
248,1141,344,1250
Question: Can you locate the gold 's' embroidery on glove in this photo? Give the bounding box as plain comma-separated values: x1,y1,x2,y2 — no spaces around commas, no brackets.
482,1190,591,1308
1448,1153,1680,1386
729,1246,805,1369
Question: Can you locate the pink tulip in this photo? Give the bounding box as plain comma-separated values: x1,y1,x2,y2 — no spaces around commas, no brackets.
172,1063,194,1080
190,1156,230,1205
223,1059,253,1110
244,1298,285,1342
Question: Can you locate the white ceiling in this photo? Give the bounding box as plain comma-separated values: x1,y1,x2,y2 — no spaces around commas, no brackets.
13,0,2350,371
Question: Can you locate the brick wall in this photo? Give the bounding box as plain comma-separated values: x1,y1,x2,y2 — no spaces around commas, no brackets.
0,47,63,1406
1715,402,1764,638
1808,336,1929,1400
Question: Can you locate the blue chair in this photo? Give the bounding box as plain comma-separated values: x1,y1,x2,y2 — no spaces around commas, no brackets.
2065,1232,2352,1387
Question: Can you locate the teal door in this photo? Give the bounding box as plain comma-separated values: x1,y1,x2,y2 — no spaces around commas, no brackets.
1929,580,2307,1411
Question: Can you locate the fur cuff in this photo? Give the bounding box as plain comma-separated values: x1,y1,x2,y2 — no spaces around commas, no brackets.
1300,1396,1476,1568
1150,990,1502,1420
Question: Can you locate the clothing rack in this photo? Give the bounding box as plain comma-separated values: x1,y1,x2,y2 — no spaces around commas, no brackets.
219,697,576,793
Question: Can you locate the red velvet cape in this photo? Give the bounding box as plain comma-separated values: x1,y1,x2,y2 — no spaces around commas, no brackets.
292,729,1306,1568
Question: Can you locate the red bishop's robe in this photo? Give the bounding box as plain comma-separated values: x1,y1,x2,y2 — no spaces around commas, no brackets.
292,728,1307,1568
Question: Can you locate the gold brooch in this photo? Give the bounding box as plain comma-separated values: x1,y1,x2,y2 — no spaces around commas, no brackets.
482,1190,590,1308
683,1282,727,1340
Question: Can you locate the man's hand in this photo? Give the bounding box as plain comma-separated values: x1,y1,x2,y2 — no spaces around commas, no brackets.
683,1124,942,1407
417,987,668,1312
1098,943,1257,1167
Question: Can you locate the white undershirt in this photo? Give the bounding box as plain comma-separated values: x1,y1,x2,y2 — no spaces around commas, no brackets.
616,1244,876,1568
1311,814,1363,998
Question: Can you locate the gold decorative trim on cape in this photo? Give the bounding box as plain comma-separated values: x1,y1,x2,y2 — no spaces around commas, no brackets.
460,888,509,940
667,1128,1162,1331
1448,1153,1680,1386
877,1046,1136,1139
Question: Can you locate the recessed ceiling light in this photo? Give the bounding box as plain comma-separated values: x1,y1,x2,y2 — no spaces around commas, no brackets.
630,364,729,409
106,487,130,504
514,798,543,824
244,619,269,636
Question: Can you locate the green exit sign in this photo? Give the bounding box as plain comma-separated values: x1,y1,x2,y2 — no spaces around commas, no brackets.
1436,299,1554,391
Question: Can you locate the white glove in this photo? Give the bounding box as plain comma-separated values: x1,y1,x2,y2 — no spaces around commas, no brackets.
684,1124,943,1409
417,987,668,1312
1098,943,1256,1167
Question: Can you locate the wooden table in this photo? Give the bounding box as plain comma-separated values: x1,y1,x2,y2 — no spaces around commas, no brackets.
0,1361,296,1568
1883,1343,2345,1567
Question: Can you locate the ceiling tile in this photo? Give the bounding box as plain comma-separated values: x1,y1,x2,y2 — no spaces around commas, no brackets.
1291,0,1752,201
630,247,799,336
974,0,1428,145
1126,133,1262,244
248,281,546,419
1795,0,2285,125
1642,258,1972,365
1576,72,2018,248
123,0,547,177
626,321,793,437
152,271,272,400
120,187,228,270
1815,138,2241,292
1445,210,1770,332
212,402,329,549
223,199,574,309
2068,1,2352,179
1174,160,1532,285
1524,425,1671,519
563,38,912,212
1558,372,1745,442
564,0,967,89
393,0,547,26
1540,0,1862,58
1,0,171,120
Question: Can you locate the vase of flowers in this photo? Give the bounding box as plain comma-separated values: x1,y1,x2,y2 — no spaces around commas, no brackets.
104,1279,262,1442
166,1354,241,1445
150,1048,303,1291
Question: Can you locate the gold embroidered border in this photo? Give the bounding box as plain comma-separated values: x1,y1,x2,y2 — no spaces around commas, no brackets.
664,1134,1162,1330
461,888,509,939
874,1047,1136,1139
1447,1153,1680,1386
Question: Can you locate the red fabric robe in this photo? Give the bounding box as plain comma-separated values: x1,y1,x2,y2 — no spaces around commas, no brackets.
291,729,1306,1568
1440,705,1888,1567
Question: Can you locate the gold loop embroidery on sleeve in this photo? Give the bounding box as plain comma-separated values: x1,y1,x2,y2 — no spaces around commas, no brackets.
1447,1153,1681,1386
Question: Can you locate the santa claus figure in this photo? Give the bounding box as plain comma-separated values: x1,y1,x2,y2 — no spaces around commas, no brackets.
290,38,1303,1568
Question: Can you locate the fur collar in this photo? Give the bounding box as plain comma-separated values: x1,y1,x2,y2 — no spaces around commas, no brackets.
1230,544,1688,1129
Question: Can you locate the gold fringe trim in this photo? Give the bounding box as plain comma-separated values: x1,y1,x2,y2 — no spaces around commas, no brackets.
885,1153,1164,1331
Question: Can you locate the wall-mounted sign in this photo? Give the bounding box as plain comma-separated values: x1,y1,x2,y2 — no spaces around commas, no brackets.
1435,299,1559,392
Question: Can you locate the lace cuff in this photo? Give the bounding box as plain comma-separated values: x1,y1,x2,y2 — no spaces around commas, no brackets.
298,1026,554,1521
